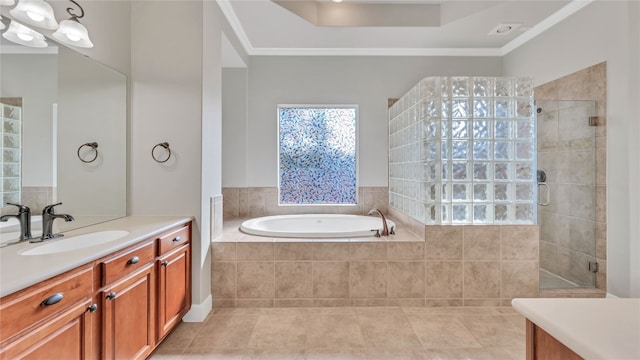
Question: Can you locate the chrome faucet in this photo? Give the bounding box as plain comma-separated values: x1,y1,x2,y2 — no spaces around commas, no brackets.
38,203,75,242
368,208,391,237
0,203,32,241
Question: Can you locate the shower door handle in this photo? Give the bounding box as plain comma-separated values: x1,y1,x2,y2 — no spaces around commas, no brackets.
537,183,551,206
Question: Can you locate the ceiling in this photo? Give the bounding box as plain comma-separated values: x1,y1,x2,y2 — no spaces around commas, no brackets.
218,0,593,58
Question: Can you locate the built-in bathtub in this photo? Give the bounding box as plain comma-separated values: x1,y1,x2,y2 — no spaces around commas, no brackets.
239,214,396,238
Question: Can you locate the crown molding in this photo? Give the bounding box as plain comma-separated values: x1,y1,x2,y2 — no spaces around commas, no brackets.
217,0,593,58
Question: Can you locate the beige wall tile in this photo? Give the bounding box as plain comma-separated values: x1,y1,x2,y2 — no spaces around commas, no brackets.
313,243,350,260
534,80,558,100
274,299,314,307
463,299,501,306
212,299,236,308
313,299,350,307
351,298,388,307
596,185,606,222
463,226,501,260
425,299,463,307
596,221,607,260
212,242,237,261
350,261,387,298
596,258,607,291
539,241,558,274
275,262,313,299
239,188,249,218
387,298,425,307
212,262,236,299
275,243,313,260
502,261,539,298
350,243,387,260
387,261,425,298
463,262,500,298
313,262,349,298
556,67,591,100
425,226,463,260
236,299,274,308
237,243,274,261
425,261,463,299
388,242,424,260
501,225,539,261
222,188,240,219
248,187,267,217
237,262,274,299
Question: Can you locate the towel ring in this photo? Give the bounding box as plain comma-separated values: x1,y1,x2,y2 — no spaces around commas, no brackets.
77,142,98,163
152,142,171,163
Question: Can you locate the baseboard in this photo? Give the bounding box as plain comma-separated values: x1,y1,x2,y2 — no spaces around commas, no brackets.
182,294,212,322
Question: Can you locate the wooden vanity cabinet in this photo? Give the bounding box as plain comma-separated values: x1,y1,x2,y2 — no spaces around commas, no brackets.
0,265,97,360
156,224,191,342
526,319,583,360
0,221,192,360
100,241,156,360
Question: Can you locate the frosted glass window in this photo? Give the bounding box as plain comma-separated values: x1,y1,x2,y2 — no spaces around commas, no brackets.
278,106,357,205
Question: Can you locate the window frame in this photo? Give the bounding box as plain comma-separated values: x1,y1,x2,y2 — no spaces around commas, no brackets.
276,104,359,206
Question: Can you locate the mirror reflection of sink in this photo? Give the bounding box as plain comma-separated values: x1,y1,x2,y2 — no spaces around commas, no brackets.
19,230,130,256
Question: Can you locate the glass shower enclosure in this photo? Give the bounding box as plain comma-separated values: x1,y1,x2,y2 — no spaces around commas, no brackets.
537,99,598,289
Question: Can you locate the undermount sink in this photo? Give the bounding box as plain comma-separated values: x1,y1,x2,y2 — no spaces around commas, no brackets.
19,230,130,256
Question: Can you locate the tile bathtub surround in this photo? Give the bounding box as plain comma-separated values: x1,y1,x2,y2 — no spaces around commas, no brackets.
0,186,55,216
211,222,539,308
222,187,389,220
150,306,526,360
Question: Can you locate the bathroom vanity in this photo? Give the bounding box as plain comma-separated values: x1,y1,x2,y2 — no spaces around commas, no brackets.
512,298,640,360
0,216,192,360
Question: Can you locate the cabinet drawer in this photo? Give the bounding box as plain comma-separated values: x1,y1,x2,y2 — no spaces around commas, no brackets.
101,241,155,286
157,224,190,255
0,266,93,342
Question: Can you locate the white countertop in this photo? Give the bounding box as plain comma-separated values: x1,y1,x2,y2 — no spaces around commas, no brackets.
512,298,640,360
0,216,192,298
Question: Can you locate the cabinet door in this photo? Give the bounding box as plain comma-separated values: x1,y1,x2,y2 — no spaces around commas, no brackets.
0,299,96,360
102,265,155,360
157,245,191,341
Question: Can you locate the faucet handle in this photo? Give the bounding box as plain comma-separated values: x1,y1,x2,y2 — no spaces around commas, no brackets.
43,202,63,214
6,203,30,213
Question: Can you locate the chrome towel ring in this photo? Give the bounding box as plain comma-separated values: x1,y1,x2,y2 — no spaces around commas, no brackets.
152,142,171,163
77,142,98,163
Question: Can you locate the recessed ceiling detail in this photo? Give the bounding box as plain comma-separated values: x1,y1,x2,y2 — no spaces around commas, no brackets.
217,0,594,57
272,1,441,27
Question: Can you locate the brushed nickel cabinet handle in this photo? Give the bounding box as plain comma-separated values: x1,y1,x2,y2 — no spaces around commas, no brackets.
106,292,117,300
40,293,63,307
127,256,139,265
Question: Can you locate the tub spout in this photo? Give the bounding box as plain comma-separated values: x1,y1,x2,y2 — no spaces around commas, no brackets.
367,208,389,236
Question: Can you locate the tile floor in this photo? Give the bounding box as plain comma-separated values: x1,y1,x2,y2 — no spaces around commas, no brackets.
150,306,526,360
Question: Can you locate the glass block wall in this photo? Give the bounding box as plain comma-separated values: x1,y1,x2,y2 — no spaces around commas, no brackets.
389,77,536,224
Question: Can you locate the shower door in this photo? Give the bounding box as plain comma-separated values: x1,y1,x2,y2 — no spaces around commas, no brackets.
537,100,597,289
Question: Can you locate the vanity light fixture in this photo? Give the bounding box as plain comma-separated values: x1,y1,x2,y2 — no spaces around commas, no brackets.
2,20,47,47
10,0,58,30
0,0,16,6
52,0,92,48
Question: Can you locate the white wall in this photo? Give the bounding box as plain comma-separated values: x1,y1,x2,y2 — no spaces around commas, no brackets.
222,68,249,187
232,56,502,188
503,1,640,297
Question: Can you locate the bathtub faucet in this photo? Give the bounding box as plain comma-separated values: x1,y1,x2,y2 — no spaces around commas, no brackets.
368,208,393,237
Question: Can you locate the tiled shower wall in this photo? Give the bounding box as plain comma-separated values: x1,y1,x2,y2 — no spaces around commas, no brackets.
212,224,539,308
222,187,388,220
535,62,607,291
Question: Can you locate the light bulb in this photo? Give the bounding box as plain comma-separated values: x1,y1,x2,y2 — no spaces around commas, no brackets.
17,32,34,41
26,11,45,22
